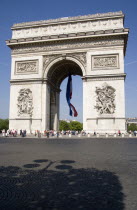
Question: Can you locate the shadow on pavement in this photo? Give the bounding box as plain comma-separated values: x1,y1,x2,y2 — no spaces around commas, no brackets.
0,159,125,210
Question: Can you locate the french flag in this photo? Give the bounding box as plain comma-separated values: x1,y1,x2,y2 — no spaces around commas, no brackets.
66,73,78,117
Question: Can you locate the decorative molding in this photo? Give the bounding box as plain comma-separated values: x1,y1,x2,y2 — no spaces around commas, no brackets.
10,79,61,92
94,83,116,114
69,52,87,68
11,12,124,40
10,11,124,40
43,52,87,70
10,81,43,85
17,89,33,117
92,54,119,70
6,28,128,48
83,77,125,81
43,55,61,70
12,11,124,28
10,118,42,120
10,78,44,85
11,18,124,39
15,60,38,74
82,73,126,81
11,38,124,55
86,117,125,120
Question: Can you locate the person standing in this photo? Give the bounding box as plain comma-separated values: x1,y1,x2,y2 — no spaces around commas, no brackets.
20,129,22,136
46,130,49,138
118,130,121,136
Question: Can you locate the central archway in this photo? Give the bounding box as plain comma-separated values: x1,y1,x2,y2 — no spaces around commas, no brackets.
44,57,84,130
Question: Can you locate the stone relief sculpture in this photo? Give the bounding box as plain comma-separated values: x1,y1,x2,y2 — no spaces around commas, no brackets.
92,55,118,69
17,89,33,116
95,83,116,114
16,61,37,74
12,39,124,54
43,52,86,71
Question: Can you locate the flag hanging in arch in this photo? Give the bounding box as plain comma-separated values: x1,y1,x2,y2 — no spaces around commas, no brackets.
66,73,78,117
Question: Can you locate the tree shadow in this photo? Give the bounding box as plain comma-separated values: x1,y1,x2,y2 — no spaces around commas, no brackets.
0,159,125,210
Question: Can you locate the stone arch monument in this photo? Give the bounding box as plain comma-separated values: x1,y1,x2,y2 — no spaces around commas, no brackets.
6,11,129,134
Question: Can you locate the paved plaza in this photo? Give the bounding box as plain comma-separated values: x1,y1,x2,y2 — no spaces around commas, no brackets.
0,137,137,210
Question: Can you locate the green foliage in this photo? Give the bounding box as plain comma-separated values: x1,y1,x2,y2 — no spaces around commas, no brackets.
70,121,83,131
59,120,70,131
0,119,9,131
59,120,83,131
127,123,137,132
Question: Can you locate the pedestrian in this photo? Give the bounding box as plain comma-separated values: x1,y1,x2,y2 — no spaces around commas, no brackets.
35,130,37,136
57,131,59,138
37,130,41,138
22,130,24,137
134,130,136,136
20,129,22,136
24,130,26,137
2,129,5,137
12,129,15,137
118,130,121,136
46,130,49,138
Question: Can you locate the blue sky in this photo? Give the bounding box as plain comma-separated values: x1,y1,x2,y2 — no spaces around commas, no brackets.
0,0,137,122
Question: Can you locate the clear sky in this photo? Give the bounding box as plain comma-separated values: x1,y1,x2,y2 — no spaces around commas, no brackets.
0,0,137,122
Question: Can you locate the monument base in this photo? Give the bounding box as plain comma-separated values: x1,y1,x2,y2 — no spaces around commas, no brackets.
85,118,126,134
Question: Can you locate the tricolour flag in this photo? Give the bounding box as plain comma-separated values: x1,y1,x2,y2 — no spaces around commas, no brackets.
66,74,78,117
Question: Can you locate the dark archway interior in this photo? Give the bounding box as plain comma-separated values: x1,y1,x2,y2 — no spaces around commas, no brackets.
47,60,83,88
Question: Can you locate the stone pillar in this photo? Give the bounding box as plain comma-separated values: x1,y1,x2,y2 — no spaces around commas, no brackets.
41,83,50,132
56,92,60,131
50,89,60,131
83,79,88,131
83,48,126,134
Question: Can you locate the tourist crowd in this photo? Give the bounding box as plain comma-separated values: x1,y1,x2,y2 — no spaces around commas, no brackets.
1,129,137,137
1,129,27,137
1,129,87,138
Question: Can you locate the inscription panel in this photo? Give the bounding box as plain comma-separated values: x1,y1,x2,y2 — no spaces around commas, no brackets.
15,60,38,74
92,54,119,70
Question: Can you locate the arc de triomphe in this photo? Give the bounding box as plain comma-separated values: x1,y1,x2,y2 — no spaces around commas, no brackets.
6,11,129,134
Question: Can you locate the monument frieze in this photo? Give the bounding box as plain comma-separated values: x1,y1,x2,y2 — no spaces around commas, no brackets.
11,12,124,39
92,54,119,70
11,39,124,54
15,60,38,74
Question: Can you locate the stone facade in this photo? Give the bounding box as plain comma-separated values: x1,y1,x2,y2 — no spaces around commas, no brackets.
6,11,129,133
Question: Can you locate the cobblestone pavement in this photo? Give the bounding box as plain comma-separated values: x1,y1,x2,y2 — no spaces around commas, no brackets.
0,138,137,210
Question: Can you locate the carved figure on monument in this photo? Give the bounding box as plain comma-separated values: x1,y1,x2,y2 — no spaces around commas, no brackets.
95,83,116,114
16,61,37,74
17,89,33,116
93,56,117,68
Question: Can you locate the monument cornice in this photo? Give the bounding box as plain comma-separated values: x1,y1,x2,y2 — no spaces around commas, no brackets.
6,28,128,46
6,32,128,56
11,11,124,29
82,73,126,81
87,117,126,120
10,78,61,92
